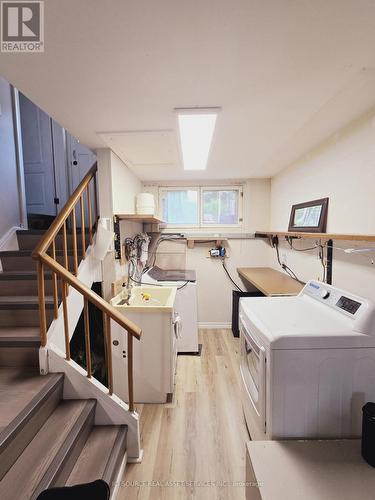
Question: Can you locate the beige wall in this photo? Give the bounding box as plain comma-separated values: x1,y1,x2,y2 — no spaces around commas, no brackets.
96,149,142,299
268,111,375,302
144,178,271,325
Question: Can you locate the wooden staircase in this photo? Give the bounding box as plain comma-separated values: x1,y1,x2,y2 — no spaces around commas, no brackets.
0,229,128,498
0,229,88,366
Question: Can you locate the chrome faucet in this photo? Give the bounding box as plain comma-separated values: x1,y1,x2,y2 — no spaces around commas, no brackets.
122,281,133,305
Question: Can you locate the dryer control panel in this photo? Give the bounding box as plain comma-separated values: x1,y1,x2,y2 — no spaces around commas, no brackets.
301,281,375,334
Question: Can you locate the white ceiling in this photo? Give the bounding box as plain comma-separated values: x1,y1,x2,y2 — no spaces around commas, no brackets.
1,0,375,180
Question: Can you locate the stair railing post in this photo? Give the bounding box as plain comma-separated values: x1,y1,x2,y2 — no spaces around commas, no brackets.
127,333,134,412
61,280,71,360
71,207,78,275
80,194,86,258
51,239,59,319
104,314,114,395
83,298,92,378
87,184,93,245
37,260,47,347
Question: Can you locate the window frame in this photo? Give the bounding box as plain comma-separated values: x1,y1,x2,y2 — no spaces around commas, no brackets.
159,186,200,228
159,185,243,229
200,185,243,228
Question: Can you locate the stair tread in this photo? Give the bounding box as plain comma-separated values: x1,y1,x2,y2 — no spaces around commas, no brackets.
0,368,58,433
66,426,127,486
0,400,94,500
0,326,40,338
0,327,40,346
17,229,91,235
0,270,53,280
0,296,54,305
0,249,77,257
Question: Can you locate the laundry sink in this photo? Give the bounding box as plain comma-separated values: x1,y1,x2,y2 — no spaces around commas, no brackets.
111,285,176,312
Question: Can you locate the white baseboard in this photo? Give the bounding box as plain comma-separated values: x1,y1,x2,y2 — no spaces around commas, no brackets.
198,322,232,329
0,226,20,251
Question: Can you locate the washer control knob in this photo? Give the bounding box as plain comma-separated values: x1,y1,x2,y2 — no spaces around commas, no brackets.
320,289,330,299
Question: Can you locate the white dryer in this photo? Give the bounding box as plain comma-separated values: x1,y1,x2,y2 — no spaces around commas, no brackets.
142,267,199,354
239,280,375,440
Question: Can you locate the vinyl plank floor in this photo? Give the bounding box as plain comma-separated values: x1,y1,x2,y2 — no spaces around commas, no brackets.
119,329,248,500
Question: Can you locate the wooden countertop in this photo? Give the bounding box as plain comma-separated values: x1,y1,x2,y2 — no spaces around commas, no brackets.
237,267,303,296
246,440,375,500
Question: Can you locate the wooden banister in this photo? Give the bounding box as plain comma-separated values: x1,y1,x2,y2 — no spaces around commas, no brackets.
32,161,141,412
32,164,98,258
40,254,142,340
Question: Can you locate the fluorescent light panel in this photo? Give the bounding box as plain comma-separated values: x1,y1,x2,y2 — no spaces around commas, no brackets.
176,108,219,170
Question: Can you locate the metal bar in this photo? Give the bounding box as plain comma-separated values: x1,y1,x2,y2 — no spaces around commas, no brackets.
87,184,93,245
71,207,78,275
83,298,92,378
104,314,114,395
326,239,333,285
61,280,70,360
127,334,134,412
37,261,47,347
51,239,59,319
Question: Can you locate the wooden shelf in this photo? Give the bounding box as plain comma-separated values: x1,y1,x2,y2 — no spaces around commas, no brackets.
237,267,303,296
255,231,375,242
116,214,165,224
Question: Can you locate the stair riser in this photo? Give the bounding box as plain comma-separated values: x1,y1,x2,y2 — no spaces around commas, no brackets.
0,377,63,481
0,347,39,367
0,279,56,297
17,233,88,252
1,255,77,272
0,308,54,328
50,411,95,488
31,402,96,499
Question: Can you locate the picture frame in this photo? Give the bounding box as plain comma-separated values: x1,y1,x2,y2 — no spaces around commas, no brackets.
288,197,329,233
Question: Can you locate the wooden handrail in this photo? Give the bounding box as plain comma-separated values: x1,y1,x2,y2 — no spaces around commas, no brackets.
32,164,98,258
39,254,142,340
32,161,141,413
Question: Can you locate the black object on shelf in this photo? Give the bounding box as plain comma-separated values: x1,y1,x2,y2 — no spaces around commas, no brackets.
362,402,375,467
232,290,264,338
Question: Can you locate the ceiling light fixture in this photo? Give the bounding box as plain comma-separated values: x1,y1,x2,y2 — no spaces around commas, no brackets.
176,107,220,170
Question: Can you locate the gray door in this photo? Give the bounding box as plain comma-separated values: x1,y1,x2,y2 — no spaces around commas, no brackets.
19,93,57,216
66,134,96,192
66,134,96,228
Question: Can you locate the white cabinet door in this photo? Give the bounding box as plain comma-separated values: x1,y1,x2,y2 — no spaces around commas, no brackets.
175,284,199,353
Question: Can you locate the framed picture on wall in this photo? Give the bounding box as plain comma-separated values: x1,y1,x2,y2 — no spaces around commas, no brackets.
288,198,329,233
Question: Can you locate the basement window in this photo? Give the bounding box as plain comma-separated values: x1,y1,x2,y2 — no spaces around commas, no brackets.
159,186,242,228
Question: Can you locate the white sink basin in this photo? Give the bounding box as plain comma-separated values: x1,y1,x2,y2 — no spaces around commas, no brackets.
111,286,176,312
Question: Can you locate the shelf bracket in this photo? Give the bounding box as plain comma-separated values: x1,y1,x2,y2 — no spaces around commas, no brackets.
326,239,333,285
113,215,121,260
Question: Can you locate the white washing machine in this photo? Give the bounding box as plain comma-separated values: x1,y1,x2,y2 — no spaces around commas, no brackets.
239,280,375,440
142,267,199,353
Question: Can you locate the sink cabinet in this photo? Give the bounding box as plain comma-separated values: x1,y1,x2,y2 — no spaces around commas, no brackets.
111,308,179,403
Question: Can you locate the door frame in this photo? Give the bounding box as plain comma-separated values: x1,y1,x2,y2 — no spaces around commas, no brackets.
11,87,28,229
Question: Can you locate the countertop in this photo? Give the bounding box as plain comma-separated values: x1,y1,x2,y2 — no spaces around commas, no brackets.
246,439,374,500
237,267,303,296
